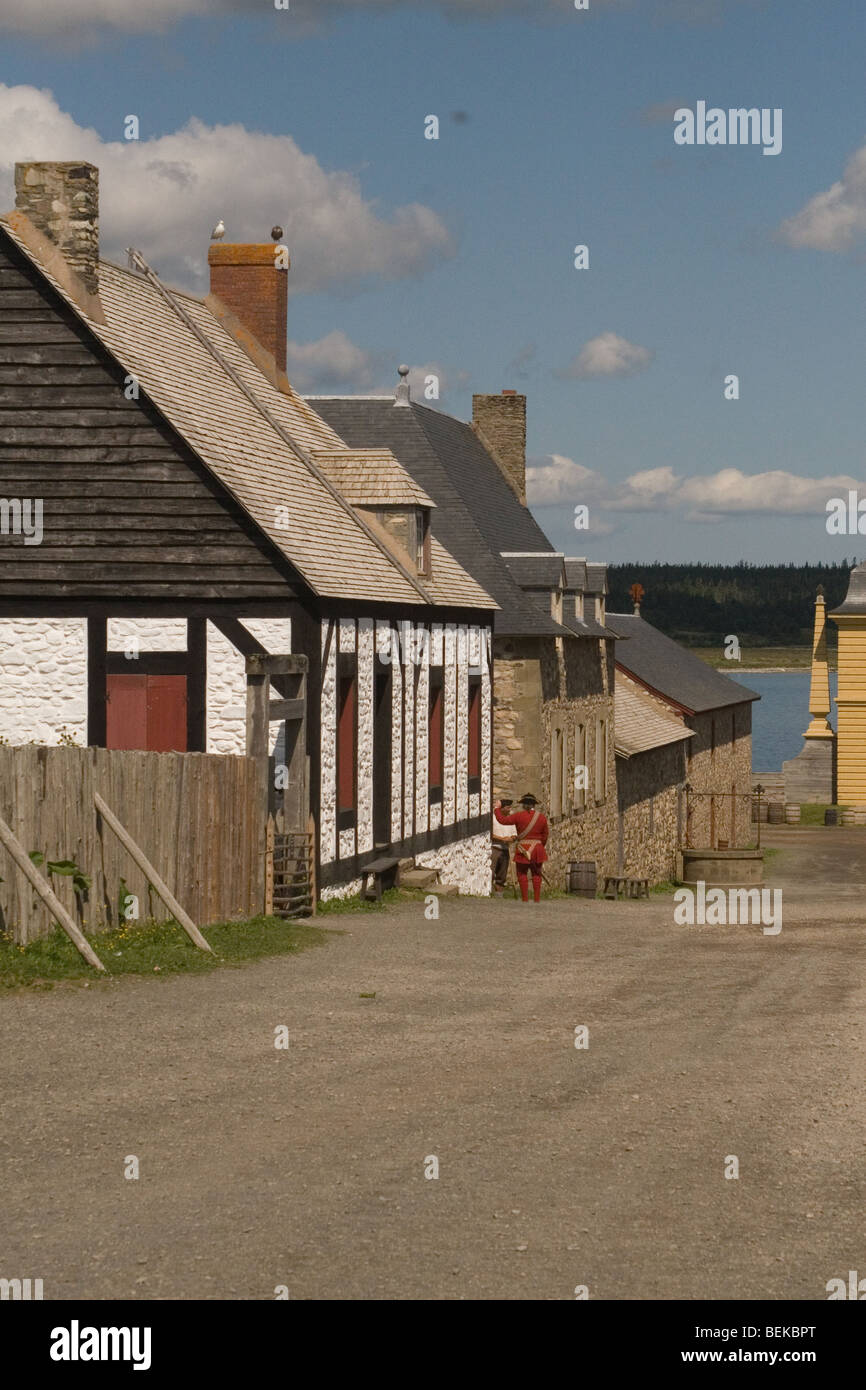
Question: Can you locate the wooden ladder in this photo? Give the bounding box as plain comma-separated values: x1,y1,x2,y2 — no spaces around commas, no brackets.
269,815,316,919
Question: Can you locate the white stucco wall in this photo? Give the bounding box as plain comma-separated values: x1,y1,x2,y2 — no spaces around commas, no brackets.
203,618,292,755
0,618,87,745
416,831,491,896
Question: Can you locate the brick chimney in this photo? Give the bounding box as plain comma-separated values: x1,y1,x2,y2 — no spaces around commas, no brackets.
472,390,526,505
14,161,100,295
207,243,288,375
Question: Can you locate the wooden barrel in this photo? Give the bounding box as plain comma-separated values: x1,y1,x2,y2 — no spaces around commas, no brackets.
824,807,839,826
841,808,857,826
752,800,769,822
767,802,784,824
784,804,801,824
568,861,597,897
856,809,866,827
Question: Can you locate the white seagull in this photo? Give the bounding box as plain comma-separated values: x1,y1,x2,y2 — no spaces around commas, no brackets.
211,219,225,241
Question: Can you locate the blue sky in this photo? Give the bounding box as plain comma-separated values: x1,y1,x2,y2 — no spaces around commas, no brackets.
1,0,865,564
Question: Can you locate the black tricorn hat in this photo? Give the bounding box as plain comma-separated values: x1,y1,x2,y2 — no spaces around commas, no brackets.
519,792,539,805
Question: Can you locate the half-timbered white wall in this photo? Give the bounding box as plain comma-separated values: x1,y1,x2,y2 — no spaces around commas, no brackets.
319,616,492,897
0,613,493,897
0,616,291,753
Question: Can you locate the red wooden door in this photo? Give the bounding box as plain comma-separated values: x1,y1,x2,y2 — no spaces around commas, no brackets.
106,674,187,751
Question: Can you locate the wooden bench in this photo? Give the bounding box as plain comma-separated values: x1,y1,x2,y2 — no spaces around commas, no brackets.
603,875,650,900
361,856,400,902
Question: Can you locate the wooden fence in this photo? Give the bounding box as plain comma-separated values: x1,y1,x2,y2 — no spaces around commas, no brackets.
0,745,268,944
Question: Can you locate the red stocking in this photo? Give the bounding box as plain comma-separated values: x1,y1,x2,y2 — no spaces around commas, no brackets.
516,866,529,902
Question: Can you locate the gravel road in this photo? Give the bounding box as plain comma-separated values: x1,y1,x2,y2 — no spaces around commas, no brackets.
2,826,864,1300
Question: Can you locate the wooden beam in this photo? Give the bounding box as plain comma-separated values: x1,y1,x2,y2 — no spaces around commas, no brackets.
186,617,207,752
268,697,305,722
246,675,269,758
245,653,308,677
87,615,106,747
93,792,212,952
0,814,106,972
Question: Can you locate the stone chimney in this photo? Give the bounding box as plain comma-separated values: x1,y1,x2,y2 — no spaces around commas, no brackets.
14,162,100,295
207,243,288,375
472,390,526,505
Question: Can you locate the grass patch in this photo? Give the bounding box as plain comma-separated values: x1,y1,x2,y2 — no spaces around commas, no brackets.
797,803,850,826
315,886,427,915
650,879,680,896
693,646,835,671
0,913,328,990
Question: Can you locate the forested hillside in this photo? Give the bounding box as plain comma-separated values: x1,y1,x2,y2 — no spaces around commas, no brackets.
607,562,857,647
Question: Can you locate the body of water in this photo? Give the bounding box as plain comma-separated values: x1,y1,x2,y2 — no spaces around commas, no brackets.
745,671,837,773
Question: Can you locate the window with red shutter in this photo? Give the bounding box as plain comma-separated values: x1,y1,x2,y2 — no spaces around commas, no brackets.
337,664,357,824
429,667,444,803
467,675,481,794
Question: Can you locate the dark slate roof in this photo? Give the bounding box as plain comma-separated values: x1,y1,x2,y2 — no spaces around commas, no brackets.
500,553,565,589
561,612,620,641
585,563,608,595
564,558,587,591
608,613,760,714
309,396,563,635
830,564,866,616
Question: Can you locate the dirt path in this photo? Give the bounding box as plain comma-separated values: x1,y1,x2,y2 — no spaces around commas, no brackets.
2,828,865,1300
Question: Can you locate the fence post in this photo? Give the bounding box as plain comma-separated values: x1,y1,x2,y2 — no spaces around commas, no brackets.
265,815,275,917
0,814,105,971
94,793,212,952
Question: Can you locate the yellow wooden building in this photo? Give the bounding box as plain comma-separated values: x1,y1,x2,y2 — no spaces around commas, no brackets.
830,562,866,804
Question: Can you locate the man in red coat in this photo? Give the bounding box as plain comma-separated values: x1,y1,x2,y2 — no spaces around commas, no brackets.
493,793,549,903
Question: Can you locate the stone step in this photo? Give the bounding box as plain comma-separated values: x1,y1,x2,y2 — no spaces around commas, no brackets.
399,867,439,889
425,882,459,897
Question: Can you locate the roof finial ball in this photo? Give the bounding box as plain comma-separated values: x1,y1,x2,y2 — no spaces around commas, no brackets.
395,362,412,408
271,225,284,242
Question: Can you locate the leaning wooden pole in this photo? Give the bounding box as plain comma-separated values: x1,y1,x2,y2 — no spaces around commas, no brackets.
94,792,212,953
0,813,106,972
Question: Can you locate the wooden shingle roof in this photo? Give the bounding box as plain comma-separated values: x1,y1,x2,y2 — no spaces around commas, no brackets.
0,215,495,612
614,673,695,759
310,449,436,508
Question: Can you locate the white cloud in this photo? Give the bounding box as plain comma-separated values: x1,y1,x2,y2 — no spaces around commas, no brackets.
556,332,653,380
0,84,454,293
0,0,590,39
779,145,866,252
526,455,863,519
285,331,378,391
404,360,469,400
0,0,757,39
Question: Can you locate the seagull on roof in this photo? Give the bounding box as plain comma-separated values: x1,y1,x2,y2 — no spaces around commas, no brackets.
211,219,225,241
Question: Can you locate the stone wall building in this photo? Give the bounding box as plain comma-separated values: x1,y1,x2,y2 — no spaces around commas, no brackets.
608,612,758,854
614,671,693,883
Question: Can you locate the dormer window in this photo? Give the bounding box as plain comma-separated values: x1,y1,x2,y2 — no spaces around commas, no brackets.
551,589,563,624
596,594,605,624
575,592,584,621
414,508,431,576
369,505,430,577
